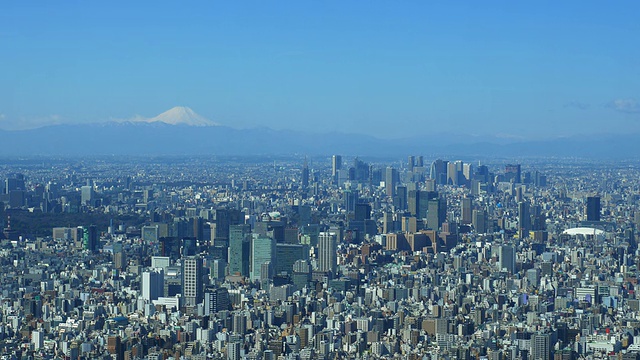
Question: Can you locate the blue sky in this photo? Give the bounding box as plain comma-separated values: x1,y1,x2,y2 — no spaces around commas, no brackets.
0,1,638,139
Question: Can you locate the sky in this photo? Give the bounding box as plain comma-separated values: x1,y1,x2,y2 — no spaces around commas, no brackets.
0,1,639,139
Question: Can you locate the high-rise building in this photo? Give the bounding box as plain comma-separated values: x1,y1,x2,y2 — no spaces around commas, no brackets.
505,164,522,183
446,160,464,186
182,256,203,307
228,224,251,277
385,167,396,197
227,341,241,360
498,245,516,274
212,209,244,247
318,232,338,274
301,159,309,189
531,332,552,360
462,163,473,186
427,198,447,230
275,243,308,275
586,196,601,222
408,156,415,172
354,203,371,221
80,185,94,206
472,209,487,234
251,235,276,281
332,155,342,182
518,202,531,238
142,268,164,301
83,225,99,252
430,159,448,185
408,190,437,219
461,198,472,224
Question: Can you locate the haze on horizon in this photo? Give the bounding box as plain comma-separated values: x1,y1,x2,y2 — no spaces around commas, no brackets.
0,2,639,139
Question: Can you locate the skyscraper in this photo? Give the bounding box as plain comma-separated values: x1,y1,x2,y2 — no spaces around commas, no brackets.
318,232,337,274
142,268,164,301
83,225,99,252
498,245,516,274
385,167,396,197
427,198,447,230
472,209,487,234
430,159,448,185
586,196,600,222
301,159,309,189
228,224,251,277
518,202,531,238
332,155,342,183
251,235,276,281
461,198,472,224
505,164,522,183
182,256,203,307
81,185,94,206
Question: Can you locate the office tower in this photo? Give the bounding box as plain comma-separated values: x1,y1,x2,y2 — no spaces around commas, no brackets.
205,287,230,315
446,160,464,186
472,209,487,234
180,237,197,257
332,155,342,182
318,232,338,274
462,163,472,185
113,243,126,270
354,203,371,221
505,164,522,183
534,171,547,187
408,156,415,172
383,212,394,234
430,159,448,185
417,156,424,167
395,185,407,210
352,157,370,182
227,341,241,360
4,173,25,194
498,245,516,274
474,164,490,183
531,332,551,360
427,198,447,230
518,202,531,238
212,208,244,247
32,330,43,350
142,269,164,301
80,185,94,206
272,244,309,275
182,256,203,307
415,190,437,219
408,190,419,217
301,159,309,189
385,167,397,197
83,225,99,252
251,235,276,281
586,196,600,222
343,188,358,213
461,198,472,224
228,224,251,277
284,227,299,244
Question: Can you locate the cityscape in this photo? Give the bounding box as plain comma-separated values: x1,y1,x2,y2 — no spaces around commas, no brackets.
2,2,640,360
0,153,639,359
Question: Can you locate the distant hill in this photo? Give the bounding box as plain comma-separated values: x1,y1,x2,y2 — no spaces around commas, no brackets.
0,120,637,158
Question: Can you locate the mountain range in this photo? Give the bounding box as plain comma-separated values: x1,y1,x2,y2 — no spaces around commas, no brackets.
0,107,637,158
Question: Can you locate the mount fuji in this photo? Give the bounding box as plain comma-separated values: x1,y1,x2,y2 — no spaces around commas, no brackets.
128,106,219,127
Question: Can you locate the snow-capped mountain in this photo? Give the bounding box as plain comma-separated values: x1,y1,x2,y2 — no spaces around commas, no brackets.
132,106,219,126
